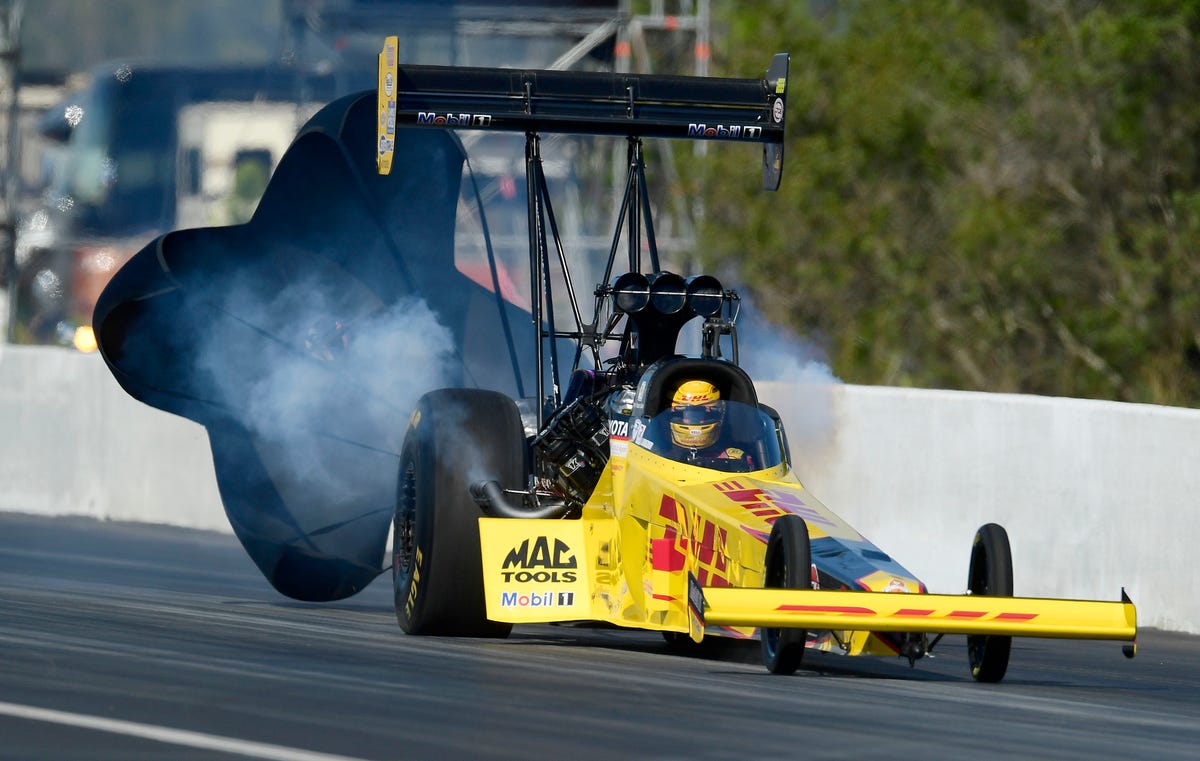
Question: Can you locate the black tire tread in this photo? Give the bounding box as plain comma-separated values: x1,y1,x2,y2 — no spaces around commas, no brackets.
967,522,1013,683
393,388,522,637
761,515,811,675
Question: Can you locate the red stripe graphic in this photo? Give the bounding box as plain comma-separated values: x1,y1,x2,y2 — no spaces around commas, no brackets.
651,537,686,572
766,605,1045,622
777,605,876,616
658,495,679,522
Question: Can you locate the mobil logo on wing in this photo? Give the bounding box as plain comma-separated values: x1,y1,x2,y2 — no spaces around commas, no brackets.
417,111,494,127
686,123,763,140
500,590,577,608
501,536,578,583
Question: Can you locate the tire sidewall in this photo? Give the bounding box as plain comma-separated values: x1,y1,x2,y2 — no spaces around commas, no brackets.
761,514,811,674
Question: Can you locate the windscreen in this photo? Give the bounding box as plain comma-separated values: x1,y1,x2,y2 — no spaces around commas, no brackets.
634,401,785,474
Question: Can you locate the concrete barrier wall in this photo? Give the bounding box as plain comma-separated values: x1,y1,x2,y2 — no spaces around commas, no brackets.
2,345,1195,633
0,345,226,531
759,381,1200,635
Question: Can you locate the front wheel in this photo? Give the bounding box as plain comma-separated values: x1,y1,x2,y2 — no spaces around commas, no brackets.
392,388,523,637
966,522,1013,682
761,515,811,675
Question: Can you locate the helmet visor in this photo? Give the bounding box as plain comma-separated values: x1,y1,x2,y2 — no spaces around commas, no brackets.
670,400,724,448
671,400,724,426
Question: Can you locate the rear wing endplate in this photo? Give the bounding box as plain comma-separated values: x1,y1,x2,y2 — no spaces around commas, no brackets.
377,35,789,190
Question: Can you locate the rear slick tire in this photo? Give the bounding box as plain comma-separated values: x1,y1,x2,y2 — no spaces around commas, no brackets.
966,522,1013,682
392,388,522,637
761,515,811,675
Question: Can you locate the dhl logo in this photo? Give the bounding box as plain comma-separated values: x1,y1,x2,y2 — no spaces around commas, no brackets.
655,495,731,587
775,604,1039,622
713,481,839,534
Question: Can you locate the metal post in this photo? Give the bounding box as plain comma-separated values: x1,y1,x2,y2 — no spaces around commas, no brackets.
525,131,546,426
626,138,640,273
0,0,22,344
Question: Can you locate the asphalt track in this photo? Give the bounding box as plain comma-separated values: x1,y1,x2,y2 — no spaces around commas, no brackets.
1,512,1197,760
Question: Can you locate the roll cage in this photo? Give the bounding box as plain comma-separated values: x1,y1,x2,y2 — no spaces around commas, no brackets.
376,37,790,429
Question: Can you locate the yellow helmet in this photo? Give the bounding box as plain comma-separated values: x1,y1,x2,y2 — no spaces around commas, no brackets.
669,380,724,449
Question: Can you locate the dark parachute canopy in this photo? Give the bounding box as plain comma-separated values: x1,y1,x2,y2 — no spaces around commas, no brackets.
94,91,540,601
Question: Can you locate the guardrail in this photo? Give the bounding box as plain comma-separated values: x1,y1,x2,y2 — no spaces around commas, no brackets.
2,345,1195,633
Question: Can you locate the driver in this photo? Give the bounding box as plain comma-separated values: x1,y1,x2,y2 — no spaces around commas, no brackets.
668,379,754,469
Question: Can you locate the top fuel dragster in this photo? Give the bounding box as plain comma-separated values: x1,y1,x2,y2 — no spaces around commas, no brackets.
374,37,1137,680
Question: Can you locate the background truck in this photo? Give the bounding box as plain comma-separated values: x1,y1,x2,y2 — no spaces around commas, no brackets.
12,64,339,347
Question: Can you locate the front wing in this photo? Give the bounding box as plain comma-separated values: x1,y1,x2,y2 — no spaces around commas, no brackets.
478,517,1137,647
702,587,1136,640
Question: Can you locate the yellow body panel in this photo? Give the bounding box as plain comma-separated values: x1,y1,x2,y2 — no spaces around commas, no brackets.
479,436,1137,650
478,519,594,623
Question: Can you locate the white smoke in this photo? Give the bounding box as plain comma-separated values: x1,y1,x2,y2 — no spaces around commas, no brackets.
195,269,456,508
734,300,842,456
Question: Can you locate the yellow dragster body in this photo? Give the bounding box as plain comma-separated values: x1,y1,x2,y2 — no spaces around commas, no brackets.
479,425,1136,657
358,40,1135,671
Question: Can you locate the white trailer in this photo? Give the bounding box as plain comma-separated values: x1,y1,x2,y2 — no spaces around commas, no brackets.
175,101,319,229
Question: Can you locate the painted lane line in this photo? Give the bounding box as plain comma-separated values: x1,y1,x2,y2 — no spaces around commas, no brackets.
0,701,371,761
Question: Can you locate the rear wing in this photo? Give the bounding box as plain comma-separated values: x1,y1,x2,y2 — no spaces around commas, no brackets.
377,35,789,189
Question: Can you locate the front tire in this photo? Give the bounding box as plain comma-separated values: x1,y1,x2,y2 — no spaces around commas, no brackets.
966,522,1013,682
392,389,523,637
761,515,811,675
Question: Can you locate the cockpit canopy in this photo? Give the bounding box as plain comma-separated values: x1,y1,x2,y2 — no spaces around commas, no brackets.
634,400,786,474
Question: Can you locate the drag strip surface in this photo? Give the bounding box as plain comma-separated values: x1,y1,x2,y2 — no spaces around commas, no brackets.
1,513,1197,760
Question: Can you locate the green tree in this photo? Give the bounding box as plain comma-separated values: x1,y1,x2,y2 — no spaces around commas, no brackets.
688,1,1200,406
